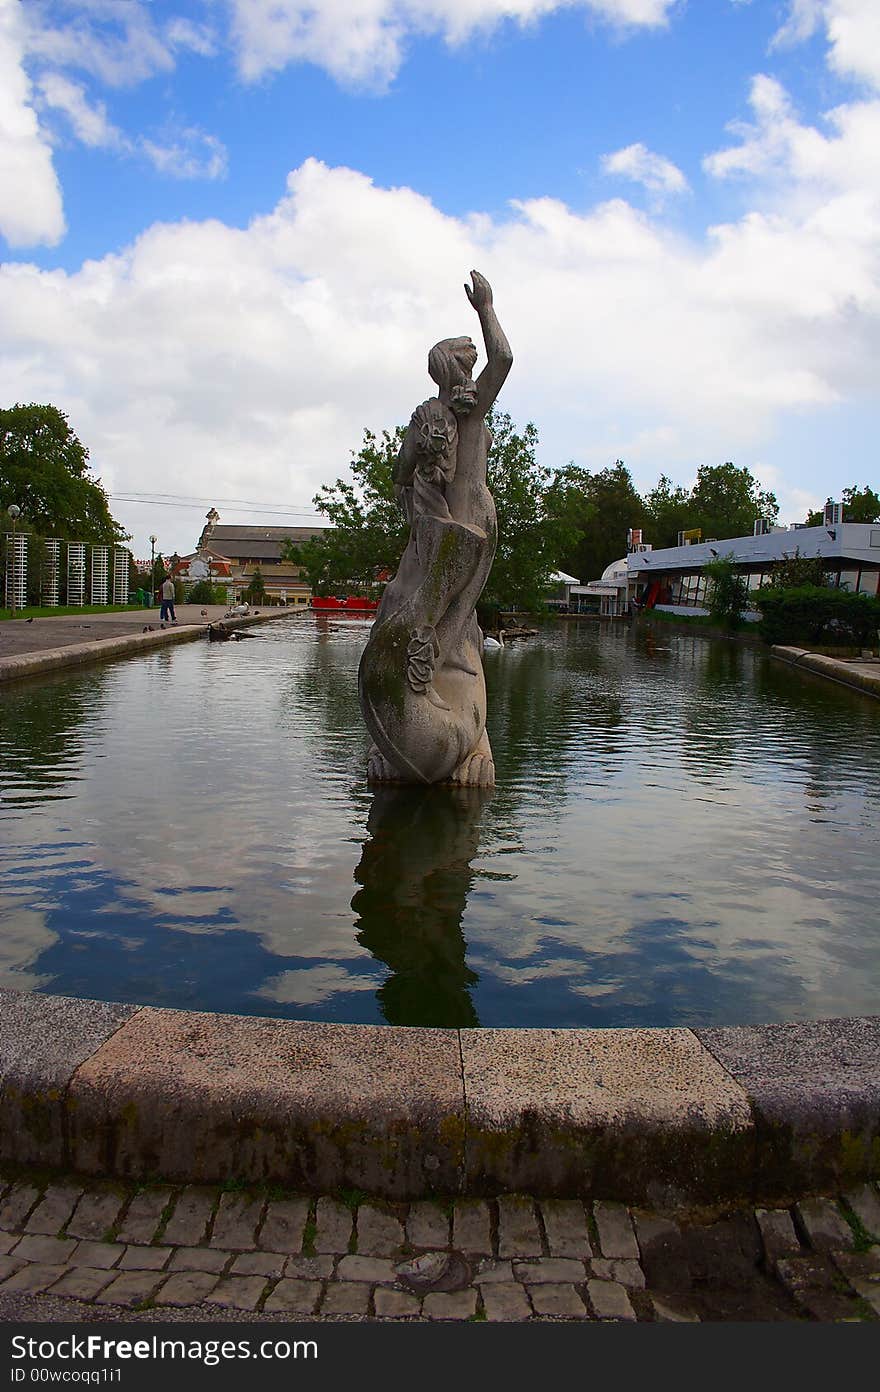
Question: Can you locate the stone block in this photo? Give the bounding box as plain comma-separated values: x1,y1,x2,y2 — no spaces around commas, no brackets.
406,1202,450,1251
462,1027,753,1203
844,1185,880,1242
593,1201,639,1259
528,1283,589,1318
161,1187,216,1247
208,1276,267,1311
697,1018,880,1196
156,1272,220,1308
755,1208,801,1263
264,1279,322,1315
473,1259,514,1284
66,1191,125,1241
25,1184,83,1235
314,1198,352,1254
589,1258,645,1289
422,1289,478,1320
94,1271,164,1307
68,1012,465,1197
335,1255,397,1284
115,1189,172,1245
49,1266,116,1302
452,1200,492,1254
210,1193,264,1250
168,1247,230,1274
479,1283,531,1322
0,1185,41,1231
374,1287,421,1319
356,1204,405,1257
587,1278,637,1321
513,1258,586,1284
10,1234,78,1265
497,1195,542,1258
1,1262,66,1294
320,1283,370,1316
259,1198,309,1253
284,1254,334,1280
117,1245,172,1270
0,1232,17,1254
0,989,136,1168
73,1241,125,1269
230,1251,286,1278
795,1198,855,1252
540,1199,594,1258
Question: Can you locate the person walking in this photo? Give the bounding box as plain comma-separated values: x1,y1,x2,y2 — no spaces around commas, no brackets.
159,575,177,623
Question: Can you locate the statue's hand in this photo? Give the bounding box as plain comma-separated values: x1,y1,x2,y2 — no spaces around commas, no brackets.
464,269,493,312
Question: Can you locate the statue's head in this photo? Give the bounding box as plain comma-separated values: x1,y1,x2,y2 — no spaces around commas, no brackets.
428,336,478,413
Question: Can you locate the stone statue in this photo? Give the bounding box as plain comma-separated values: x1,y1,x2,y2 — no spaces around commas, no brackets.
358,270,512,786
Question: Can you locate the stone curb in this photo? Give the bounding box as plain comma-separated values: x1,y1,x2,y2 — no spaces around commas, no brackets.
0,610,294,685
770,645,880,699
1,989,877,1206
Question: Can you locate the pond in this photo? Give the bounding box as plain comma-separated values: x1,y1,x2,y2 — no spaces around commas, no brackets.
1,615,878,1029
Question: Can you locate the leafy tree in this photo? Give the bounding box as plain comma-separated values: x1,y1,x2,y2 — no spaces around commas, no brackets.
558,460,645,582
244,566,267,602
284,413,584,613
806,484,880,526
282,428,408,596
762,548,830,590
644,474,692,549
688,462,778,541
0,403,127,543
704,555,749,630
481,411,584,615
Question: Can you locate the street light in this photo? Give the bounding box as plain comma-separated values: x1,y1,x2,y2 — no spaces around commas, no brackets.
7,504,21,617
149,534,157,607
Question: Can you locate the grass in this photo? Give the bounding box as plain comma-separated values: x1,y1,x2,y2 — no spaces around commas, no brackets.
0,603,146,621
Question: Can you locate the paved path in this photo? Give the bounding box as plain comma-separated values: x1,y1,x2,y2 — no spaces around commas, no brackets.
0,1173,877,1323
0,606,284,658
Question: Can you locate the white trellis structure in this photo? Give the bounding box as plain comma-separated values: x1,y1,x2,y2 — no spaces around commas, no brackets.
41,539,61,607
90,545,109,605
67,542,86,606
112,547,129,604
4,532,28,611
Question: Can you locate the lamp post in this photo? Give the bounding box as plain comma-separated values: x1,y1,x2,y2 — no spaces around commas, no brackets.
149,534,157,607
7,504,21,617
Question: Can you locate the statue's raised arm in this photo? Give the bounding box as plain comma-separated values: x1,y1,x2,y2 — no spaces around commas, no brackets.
465,270,513,419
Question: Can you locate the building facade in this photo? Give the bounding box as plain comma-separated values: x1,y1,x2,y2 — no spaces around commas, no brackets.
194,515,326,606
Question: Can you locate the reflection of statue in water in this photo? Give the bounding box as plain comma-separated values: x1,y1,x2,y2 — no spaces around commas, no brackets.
358,270,512,786
352,787,487,1027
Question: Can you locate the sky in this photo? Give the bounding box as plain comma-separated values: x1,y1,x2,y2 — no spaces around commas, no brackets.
2,0,879,565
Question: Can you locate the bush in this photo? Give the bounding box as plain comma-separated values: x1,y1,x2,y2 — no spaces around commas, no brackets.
704,555,749,630
758,585,880,647
185,579,226,606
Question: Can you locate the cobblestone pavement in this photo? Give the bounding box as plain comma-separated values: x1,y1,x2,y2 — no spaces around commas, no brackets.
0,1173,878,1322
0,606,287,658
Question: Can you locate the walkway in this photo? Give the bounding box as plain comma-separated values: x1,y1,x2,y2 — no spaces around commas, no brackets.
0,1172,877,1322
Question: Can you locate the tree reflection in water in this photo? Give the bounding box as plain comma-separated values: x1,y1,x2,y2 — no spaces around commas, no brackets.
352,785,490,1027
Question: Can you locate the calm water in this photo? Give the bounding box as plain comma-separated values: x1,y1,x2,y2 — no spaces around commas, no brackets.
1,615,878,1029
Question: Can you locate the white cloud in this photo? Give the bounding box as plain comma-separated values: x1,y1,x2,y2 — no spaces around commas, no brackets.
0,0,64,246
773,0,880,93
37,70,127,148
164,17,218,58
227,0,677,87
601,141,688,195
23,0,175,87
141,128,228,181
2,131,878,554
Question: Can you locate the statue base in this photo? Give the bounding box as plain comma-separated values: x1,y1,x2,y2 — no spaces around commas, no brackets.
367,729,495,789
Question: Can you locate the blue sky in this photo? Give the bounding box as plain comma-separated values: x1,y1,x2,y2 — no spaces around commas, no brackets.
2,0,879,560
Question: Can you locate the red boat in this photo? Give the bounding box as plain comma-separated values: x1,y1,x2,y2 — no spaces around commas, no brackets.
310,596,379,613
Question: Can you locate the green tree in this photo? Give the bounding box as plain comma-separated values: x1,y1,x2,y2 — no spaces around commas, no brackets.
806,484,880,526
762,547,830,590
704,554,749,630
0,403,127,542
688,461,778,541
644,474,692,549
558,460,645,582
284,413,584,613
244,566,267,602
